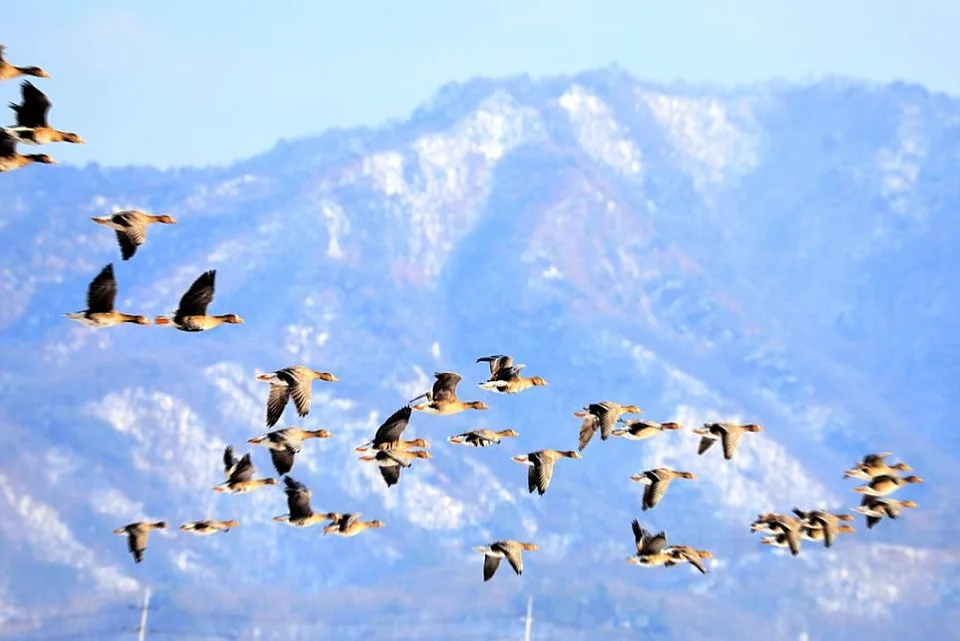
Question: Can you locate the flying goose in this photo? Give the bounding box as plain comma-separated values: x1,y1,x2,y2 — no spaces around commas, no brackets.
693,422,764,461
272,476,339,528
155,270,244,332
447,429,520,447
64,263,150,327
0,126,55,172
473,540,538,582
91,210,177,261
575,401,642,450
630,468,697,511
257,365,339,428
7,80,84,145
0,44,50,82
409,372,489,416
511,449,582,495
213,445,278,494
112,521,167,563
179,520,239,536
475,354,549,394
247,427,333,476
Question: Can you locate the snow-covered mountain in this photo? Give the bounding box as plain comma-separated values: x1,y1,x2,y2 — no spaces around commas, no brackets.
0,67,957,640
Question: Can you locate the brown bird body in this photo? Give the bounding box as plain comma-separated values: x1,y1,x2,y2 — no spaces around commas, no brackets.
7,80,84,146
322,512,385,536
475,355,549,394
248,427,333,475
852,497,918,529
179,520,239,536
854,474,924,498
0,126,55,172
611,419,683,441
575,401,642,451
447,429,519,447
0,45,50,82
842,452,912,480
213,445,278,494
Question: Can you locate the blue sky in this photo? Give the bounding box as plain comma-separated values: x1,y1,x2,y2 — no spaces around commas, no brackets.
3,0,955,168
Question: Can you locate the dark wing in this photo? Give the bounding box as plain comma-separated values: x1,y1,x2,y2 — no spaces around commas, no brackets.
373,406,412,446
631,519,646,554
595,403,620,440
477,355,512,379
866,515,882,529
820,521,836,548
642,479,669,511
578,415,598,452
494,542,524,576
17,81,52,128
0,45,5,63
229,453,255,483
432,372,462,404
269,447,296,476
720,427,744,460
223,445,237,476
287,377,313,418
265,384,291,428
526,464,537,494
640,531,667,555
482,554,502,581
697,435,717,455
176,270,216,317
0,128,15,157
115,230,141,260
532,455,555,495
782,527,801,556
339,512,361,531
86,264,117,313
129,530,147,563
379,465,401,488
283,476,313,519
682,552,707,575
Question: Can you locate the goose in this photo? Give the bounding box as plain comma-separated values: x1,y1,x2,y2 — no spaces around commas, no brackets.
662,545,714,574
354,437,430,454
575,401,642,450
358,448,431,488
611,418,683,441
7,80,84,145
630,468,697,511
852,497,919,529
511,449,582,495
0,126,55,172
64,263,150,327
754,514,802,556
624,519,669,566
256,365,338,428
842,452,912,480
0,44,50,82
409,372,489,416
791,508,855,548
154,270,244,332
692,422,764,461
322,513,385,537
179,520,239,536
112,521,167,563
91,210,177,261
473,540,538,581
247,427,333,476
272,476,339,528
475,354,549,394
853,474,924,498
212,446,278,494
447,429,520,447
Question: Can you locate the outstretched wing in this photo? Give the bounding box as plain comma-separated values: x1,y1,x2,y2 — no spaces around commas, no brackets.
379,465,401,488
642,480,669,511
631,519,647,554
0,128,16,157
86,263,118,314
476,355,512,379
269,447,296,476
265,384,290,428
373,406,412,446
177,270,216,317
14,81,51,128
696,435,717,455
494,542,525,576
283,476,313,519
720,428,744,460
287,378,313,418
578,415,599,452
531,455,555,495
482,554,502,581
640,531,667,556
595,403,621,440
223,445,238,477
229,453,255,483
432,372,462,404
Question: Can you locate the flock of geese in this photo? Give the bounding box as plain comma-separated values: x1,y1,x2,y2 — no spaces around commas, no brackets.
1,43,925,584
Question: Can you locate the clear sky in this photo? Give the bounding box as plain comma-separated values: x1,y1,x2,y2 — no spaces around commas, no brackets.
2,0,956,169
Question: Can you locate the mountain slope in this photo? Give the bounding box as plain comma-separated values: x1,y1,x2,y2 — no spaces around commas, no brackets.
0,68,957,640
